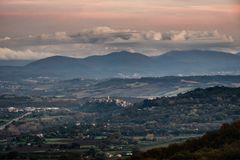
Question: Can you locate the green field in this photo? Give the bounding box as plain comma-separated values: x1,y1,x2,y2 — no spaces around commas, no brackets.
45,138,73,145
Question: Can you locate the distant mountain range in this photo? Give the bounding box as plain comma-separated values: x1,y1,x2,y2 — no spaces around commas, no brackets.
0,50,240,80
0,60,33,66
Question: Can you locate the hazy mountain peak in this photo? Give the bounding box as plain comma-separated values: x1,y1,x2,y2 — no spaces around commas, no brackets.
27,55,79,67
84,50,150,64
108,50,146,56
158,50,238,62
163,50,231,56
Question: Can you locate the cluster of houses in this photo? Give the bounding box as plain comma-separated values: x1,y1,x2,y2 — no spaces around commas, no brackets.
89,96,133,108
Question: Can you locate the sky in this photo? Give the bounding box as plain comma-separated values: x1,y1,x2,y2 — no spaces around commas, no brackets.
0,0,240,60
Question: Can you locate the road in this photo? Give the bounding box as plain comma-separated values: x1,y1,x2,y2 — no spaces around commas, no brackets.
0,112,32,131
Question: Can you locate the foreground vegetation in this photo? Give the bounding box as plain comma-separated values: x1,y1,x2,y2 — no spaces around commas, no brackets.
131,120,240,160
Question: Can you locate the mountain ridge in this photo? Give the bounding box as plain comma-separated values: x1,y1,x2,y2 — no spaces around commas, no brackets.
0,50,240,79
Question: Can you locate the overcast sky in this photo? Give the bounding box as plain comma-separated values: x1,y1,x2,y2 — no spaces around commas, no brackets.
0,0,240,60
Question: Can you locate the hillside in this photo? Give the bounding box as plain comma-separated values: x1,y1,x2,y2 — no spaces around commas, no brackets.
131,120,240,160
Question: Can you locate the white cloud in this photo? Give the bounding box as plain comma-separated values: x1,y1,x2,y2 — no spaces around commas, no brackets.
83,26,117,35
0,48,54,60
171,30,188,41
162,30,234,42
37,32,71,41
0,37,11,41
143,31,162,41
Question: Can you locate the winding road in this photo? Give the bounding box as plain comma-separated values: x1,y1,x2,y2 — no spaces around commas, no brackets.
0,112,32,131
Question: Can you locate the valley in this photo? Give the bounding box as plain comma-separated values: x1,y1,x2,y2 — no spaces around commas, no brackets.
0,86,240,159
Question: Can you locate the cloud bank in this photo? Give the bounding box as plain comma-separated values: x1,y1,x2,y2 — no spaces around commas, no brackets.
71,27,234,43
0,27,238,60
0,48,54,60
0,27,234,46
